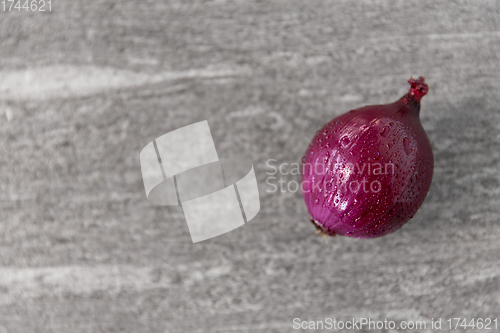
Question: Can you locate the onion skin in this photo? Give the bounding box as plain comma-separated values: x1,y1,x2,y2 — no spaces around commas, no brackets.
301,77,433,238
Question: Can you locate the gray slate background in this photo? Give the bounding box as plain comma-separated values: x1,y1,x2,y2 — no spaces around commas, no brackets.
1,1,500,332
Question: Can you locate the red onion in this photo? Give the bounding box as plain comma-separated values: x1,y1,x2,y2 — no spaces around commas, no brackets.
301,77,433,238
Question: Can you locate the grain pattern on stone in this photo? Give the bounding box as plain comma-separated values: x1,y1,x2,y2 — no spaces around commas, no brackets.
0,1,499,332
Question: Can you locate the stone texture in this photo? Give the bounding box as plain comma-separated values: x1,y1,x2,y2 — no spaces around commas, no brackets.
0,1,499,332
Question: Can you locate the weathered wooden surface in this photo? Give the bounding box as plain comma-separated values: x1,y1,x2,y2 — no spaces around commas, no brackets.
0,1,499,332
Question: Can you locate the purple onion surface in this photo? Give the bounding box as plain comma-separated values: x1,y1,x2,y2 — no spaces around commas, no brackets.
301,77,434,238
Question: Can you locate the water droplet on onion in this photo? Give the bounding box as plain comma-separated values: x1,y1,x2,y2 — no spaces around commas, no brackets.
340,136,350,147
403,137,411,155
